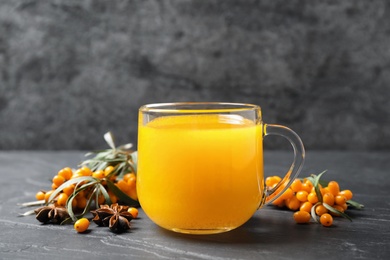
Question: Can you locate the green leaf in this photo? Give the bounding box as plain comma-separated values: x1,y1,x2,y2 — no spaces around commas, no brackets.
106,179,139,207
347,200,364,209
323,202,352,221
311,202,321,223
104,132,116,150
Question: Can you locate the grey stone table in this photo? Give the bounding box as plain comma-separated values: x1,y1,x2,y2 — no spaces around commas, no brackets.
0,151,389,260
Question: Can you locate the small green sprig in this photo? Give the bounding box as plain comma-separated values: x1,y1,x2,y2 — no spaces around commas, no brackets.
305,170,364,223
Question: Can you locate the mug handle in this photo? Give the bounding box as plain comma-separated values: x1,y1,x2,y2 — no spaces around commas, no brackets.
263,124,305,204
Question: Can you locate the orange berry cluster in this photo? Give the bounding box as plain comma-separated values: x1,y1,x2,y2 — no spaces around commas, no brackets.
35,165,138,211
266,175,354,227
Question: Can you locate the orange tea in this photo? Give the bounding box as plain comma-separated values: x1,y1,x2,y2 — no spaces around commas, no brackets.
137,114,264,233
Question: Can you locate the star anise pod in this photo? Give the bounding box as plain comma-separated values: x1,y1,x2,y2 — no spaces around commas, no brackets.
91,203,133,233
34,205,70,224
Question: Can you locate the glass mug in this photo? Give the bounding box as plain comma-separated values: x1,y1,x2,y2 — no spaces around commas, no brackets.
137,102,305,234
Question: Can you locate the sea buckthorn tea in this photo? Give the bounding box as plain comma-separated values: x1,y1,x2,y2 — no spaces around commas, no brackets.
137,103,305,234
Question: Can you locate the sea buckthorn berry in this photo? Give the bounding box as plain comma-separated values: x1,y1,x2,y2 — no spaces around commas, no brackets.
286,196,301,211
92,170,105,179
266,176,281,188
320,213,333,227
116,180,130,193
272,196,285,207
98,195,105,205
104,166,115,176
52,175,65,187
321,187,330,196
327,181,340,196
123,173,136,182
280,188,294,200
340,202,348,211
57,193,68,206
315,204,328,216
296,191,309,202
293,210,311,224
323,193,335,206
301,181,313,193
300,201,313,213
335,195,347,206
63,184,75,196
339,190,353,201
71,198,78,209
74,218,90,233
35,191,46,201
290,179,302,192
78,166,93,176
128,207,139,218
44,190,54,203
58,167,73,180
77,197,87,209
307,192,319,204
108,191,118,204
127,185,138,201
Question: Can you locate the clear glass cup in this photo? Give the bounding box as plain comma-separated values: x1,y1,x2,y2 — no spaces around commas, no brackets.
137,102,305,234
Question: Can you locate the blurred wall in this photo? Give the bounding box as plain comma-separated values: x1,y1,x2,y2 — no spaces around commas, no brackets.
0,0,389,150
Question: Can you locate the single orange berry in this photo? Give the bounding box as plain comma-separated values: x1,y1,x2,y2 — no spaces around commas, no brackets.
128,207,139,218
265,176,281,188
116,180,130,193
323,193,335,206
58,167,73,180
300,201,313,213
280,188,294,200
272,196,285,207
335,195,347,206
327,181,340,196
77,197,87,209
104,166,115,176
339,190,353,201
35,191,46,201
286,196,301,211
293,210,311,224
307,192,319,204
290,179,302,192
340,202,348,211
320,213,333,227
52,175,65,187
74,218,90,233
92,170,105,179
301,181,313,193
296,190,309,202
44,190,54,203
315,204,328,216
57,193,68,206
108,191,118,204
63,184,75,196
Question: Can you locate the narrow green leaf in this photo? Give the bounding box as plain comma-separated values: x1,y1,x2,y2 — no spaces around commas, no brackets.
66,193,78,222
347,200,364,209
323,202,352,221
104,132,116,150
311,202,321,223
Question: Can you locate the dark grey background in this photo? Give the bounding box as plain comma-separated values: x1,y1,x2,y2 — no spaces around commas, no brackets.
0,0,389,150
